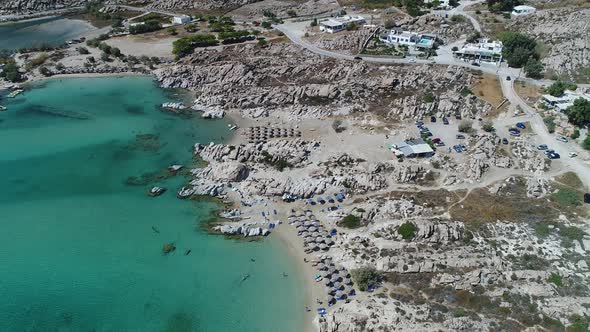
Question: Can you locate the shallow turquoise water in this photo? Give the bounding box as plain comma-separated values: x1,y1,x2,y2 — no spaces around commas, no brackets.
0,76,306,332
0,17,96,51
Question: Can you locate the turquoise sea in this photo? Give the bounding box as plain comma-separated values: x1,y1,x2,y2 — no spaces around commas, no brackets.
0,76,306,332
0,17,97,51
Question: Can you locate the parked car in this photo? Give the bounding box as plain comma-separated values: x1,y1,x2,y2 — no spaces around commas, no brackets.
459,144,467,151
423,131,433,137
354,56,363,61
509,127,520,133
502,138,509,145
455,113,462,120
415,120,424,126
516,122,526,129
453,145,462,153
435,141,445,147
556,136,568,143
509,132,521,137
548,152,560,159
430,116,437,123
544,149,555,156
432,138,442,144
471,62,480,67
569,152,578,157
506,76,511,81
409,58,416,63
443,117,449,125
456,134,466,139
537,144,548,150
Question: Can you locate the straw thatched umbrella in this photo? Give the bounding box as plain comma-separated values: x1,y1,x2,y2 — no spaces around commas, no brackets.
317,263,326,270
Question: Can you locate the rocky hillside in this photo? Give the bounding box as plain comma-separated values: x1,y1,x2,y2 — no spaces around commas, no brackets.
155,43,492,122
147,0,260,11
0,0,88,14
508,7,590,80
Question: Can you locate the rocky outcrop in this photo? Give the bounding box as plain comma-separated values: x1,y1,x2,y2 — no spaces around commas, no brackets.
0,0,88,14
154,44,488,122
148,0,259,11
213,223,270,237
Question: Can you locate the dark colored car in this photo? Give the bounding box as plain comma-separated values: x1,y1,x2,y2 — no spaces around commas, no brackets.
455,113,462,120
471,62,480,67
443,117,449,125
516,122,526,129
502,138,508,145
430,116,437,123
432,138,442,144
354,56,363,61
548,152,560,159
506,76,511,81
456,134,466,139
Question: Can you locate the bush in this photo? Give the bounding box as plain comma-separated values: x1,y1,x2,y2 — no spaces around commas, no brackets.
172,34,218,58
27,52,49,69
167,27,177,35
547,273,562,286
39,66,52,76
566,98,590,127
261,21,272,29
423,91,435,103
332,119,346,133
458,120,474,133
398,222,417,240
482,120,494,132
450,15,466,23
287,9,297,17
100,52,110,61
583,135,590,150
129,20,162,34
341,214,361,228
310,18,318,27
571,129,580,139
350,266,381,291
257,38,268,47
77,47,90,55
545,81,568,97
543,116,556,133
551,187,582,206
524,58,544,79
451,46,459,52
568,314,590,332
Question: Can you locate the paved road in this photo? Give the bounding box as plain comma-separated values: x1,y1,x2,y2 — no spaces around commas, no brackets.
117,5,185,18
447,0,485,32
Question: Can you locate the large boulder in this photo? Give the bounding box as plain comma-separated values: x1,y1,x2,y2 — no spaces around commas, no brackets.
211,161,249,182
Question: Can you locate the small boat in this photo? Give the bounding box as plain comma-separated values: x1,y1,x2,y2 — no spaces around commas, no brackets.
240,274,250,283
151,226,160,234
184,249,192,256
0,105,6,111
7,89,23,98
148,186,166,197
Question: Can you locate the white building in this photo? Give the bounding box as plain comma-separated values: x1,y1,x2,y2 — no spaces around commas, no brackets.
542,90,590,112
380,30,437,49
454,38,503,62
319,15,366,33
391,138,434,158
511,5,536,16
172,15,192,24
423,0,450,8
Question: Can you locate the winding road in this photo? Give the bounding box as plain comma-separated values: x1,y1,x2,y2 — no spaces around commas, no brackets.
274,2,590,188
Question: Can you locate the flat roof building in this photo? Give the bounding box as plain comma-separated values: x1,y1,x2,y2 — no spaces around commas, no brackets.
381,30,437,49
542,91,590,112
512,5,536,16
391,138,434,158
454,38,503,63
319,15,366,33
172,15,192,24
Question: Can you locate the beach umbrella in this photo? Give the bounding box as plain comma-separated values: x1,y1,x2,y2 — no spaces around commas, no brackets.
317,263,326,270
324,279,332,286
328,267,336,274
327,296,335,304
344,277,352,285
319,243,328,250
333,281,341,288
321,271,330,278
335,291,344,299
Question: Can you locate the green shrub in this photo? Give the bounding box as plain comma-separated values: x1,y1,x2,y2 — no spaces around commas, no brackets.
341,214,361,228
458,120,474,133
398,222,417,240
571,129,580,139
551,187,582,206
350,266,381,291
583,135,590,150
547,273,562,286
482,120,494,132
423,91,435,103
543,116,556,133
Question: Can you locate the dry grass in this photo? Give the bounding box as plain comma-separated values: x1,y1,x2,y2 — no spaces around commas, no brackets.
472,74,504,106
514,80,542,106
449,178,559,226
554,172,585,190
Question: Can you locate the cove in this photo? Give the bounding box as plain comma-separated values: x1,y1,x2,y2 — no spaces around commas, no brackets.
0,16,97,51
0,76,306,332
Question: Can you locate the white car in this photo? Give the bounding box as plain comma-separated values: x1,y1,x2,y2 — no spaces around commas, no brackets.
569,152,578,158
409,58,416,63
556,136,568,143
